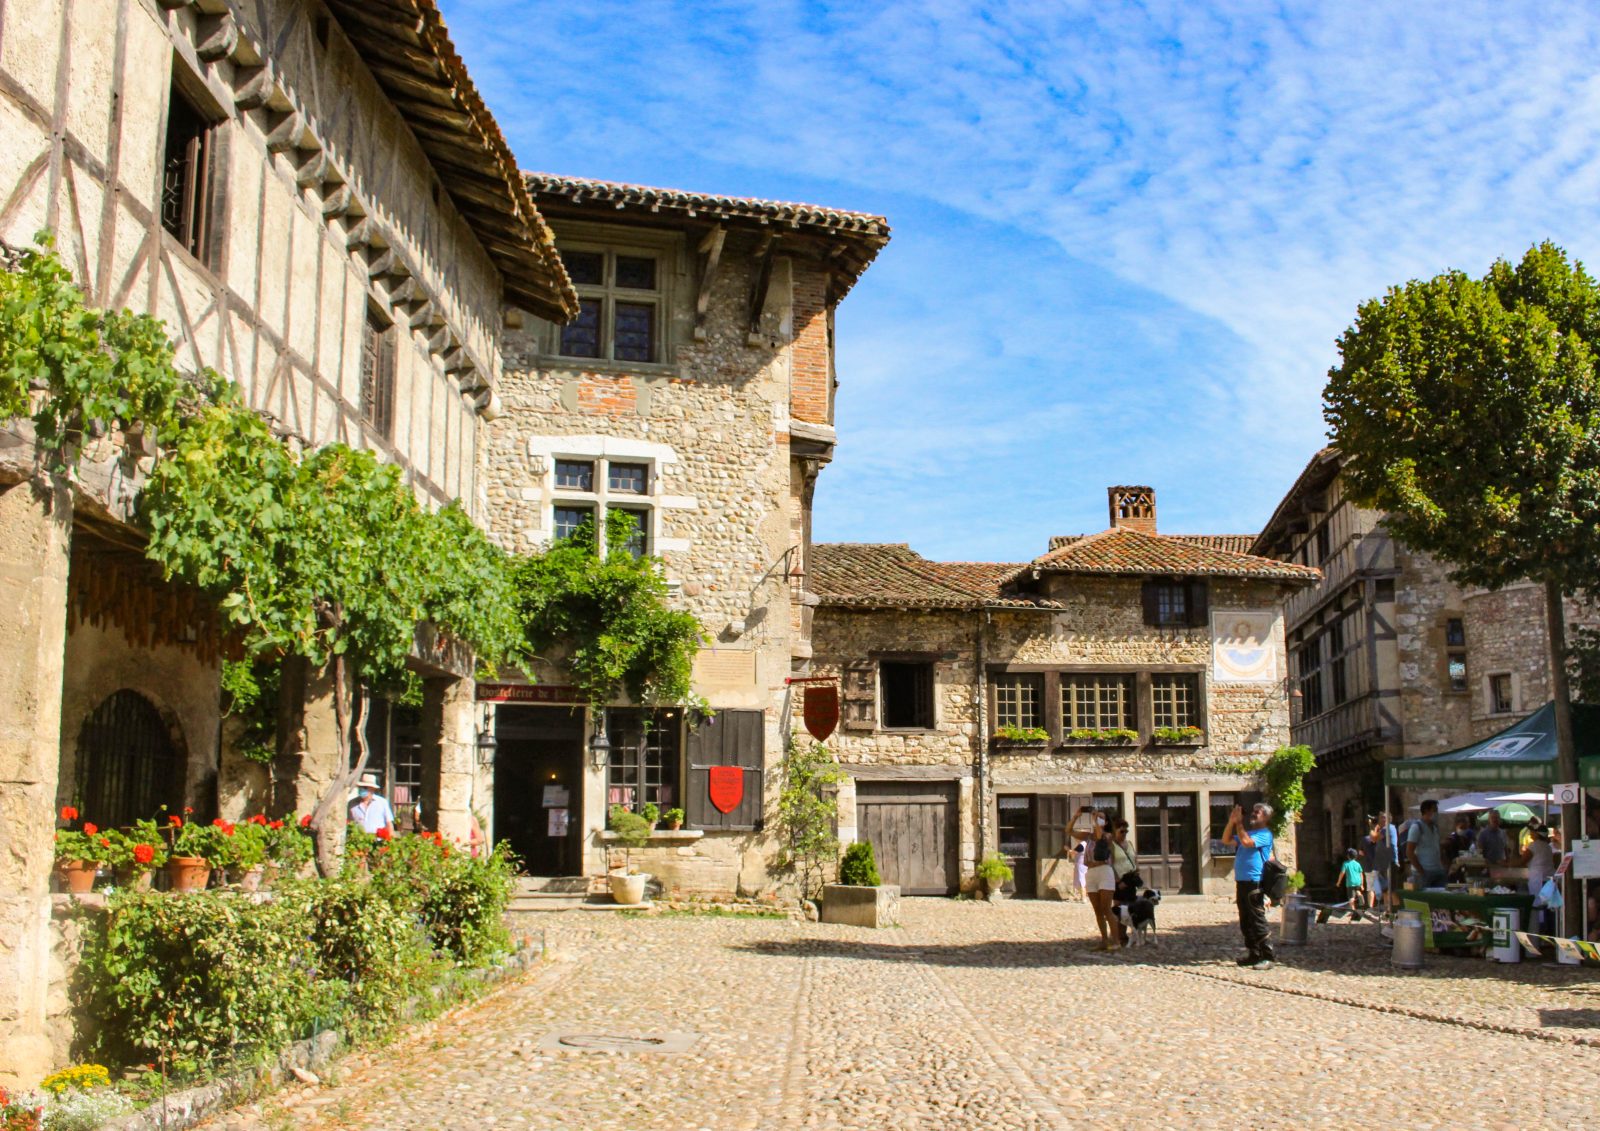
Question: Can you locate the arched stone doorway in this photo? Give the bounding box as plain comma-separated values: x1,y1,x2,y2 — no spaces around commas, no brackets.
73,690,184,828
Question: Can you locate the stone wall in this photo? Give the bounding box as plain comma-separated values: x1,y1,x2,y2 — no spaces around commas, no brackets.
1393,547,1470,758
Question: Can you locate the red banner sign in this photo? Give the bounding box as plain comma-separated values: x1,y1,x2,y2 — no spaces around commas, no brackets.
708,766,744,814
803,684,839,742
474,683,582,704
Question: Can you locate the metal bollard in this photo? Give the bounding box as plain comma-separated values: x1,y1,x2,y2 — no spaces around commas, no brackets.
1279,894,1311,945
1391,908,1425,970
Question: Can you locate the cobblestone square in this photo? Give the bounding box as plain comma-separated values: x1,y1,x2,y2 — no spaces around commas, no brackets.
207,899,1600,1130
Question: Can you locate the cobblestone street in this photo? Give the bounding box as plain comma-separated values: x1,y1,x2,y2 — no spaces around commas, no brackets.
207,899,1600,1130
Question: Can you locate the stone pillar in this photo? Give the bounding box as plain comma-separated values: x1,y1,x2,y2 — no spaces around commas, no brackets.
422,676,476,845
0,478,73,1087
273,660,344,819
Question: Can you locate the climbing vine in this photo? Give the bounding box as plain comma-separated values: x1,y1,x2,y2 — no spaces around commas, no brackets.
512,511,704,708
3,239,706,870
1262,744,1316,836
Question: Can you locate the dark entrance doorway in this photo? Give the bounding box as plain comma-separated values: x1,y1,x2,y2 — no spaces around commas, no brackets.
1134,792,1199,893
494,706,585,875
996,795,1036,897
75,689,183,828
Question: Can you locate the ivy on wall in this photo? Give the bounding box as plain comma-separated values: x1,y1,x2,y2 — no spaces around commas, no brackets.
2,239,705,868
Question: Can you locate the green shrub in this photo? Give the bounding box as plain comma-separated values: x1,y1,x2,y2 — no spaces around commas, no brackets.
420,843,517,964
975,851,1014,885
75,891,338,1075
838,841,881,886
297,879,438,1032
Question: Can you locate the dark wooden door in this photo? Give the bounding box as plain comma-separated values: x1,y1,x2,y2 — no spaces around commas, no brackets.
996,795,1035,897
1134,792,1200,893
855,781,957,896
493,706,585,875
1036,794,1091,896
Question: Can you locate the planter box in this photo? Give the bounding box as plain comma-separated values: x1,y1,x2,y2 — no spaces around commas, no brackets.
820,883,900,928
990,740,1049,752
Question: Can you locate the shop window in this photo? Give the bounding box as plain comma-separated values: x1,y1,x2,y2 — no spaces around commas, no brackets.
605,707,682,812
880,661,934,729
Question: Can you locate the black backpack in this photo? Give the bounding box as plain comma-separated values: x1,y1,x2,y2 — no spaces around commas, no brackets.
1258,839,1288,903
1092,837,1111,864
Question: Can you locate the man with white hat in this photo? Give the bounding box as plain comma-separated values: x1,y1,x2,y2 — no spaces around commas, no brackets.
348,771,395,836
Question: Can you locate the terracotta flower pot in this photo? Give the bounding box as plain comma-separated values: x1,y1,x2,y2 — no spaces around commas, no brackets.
234,865,265,893
168,856,211,893
58,860,98,894
114,867,154,892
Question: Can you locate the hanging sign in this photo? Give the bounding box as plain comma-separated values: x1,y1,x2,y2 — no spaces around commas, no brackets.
803,684,839,741
708,765,744,814
1553,782,1582,806
475,683,582,704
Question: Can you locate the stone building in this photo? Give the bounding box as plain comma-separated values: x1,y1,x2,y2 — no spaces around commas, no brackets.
479,175,889,893
807,487,1318,898
0,0,573,1084
1252,447,1599,882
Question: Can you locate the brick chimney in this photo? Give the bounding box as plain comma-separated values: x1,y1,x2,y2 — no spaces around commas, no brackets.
1107,486,1156,533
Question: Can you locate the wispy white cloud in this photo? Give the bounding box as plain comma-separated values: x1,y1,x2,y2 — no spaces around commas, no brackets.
440,0,1600,558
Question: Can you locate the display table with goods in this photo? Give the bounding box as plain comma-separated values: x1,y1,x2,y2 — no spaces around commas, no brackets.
1400,887,1537,950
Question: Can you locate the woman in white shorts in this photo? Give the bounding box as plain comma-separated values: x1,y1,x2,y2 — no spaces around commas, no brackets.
1084,822,1117,951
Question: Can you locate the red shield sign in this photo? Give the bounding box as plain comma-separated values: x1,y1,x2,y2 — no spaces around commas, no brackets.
803,684,839,742
708,766,744,814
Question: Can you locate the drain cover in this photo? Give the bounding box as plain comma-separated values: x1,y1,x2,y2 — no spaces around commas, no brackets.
536,1030,700,1055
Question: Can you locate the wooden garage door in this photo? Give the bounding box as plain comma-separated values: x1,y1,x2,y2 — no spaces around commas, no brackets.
855,781,958,896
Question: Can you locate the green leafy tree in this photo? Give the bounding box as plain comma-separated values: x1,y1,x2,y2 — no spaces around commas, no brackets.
1261,745,1315,837
773,740,845,899
1324,241,1600,849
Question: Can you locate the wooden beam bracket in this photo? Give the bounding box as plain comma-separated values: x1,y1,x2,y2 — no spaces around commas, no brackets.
744,234,777,340
195,14,239,62
693,225,726,341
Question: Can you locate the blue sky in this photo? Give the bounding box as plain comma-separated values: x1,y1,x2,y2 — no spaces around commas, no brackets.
439,1,1600,562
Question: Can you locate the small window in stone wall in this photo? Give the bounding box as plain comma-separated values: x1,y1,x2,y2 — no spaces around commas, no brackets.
554,247,663,364
1151,674,1199,729
1489,673,1514,715
880,661,934,729
1445,617,1465,646
553,504,595,542
1448,653,1468,692
555,459,595,490
994,674,1043,731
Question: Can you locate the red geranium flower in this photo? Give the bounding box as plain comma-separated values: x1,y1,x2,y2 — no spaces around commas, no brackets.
375,827,392,841
249,814,267,825
169,816,183,827
60,806,78,821
269,820,283,830
300,814,313,827
183,807,194,814
99,836,111,847
133,843,155,865
83,822,98,836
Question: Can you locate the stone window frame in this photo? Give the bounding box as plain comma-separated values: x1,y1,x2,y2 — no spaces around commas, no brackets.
873,652,939,732
545,452,660,559
537,221,686,375
988,664,1209,746
1485,671,1518,717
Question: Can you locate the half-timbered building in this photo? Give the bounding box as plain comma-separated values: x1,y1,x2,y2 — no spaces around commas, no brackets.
0,0,574,1083
1253,448,1599,882
807,487,1318,898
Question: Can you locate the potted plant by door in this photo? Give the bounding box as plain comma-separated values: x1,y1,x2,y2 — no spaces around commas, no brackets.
606,804,654,905
53,808,104,894
662,807,685,831
975,852,1015,901
228,818,270,891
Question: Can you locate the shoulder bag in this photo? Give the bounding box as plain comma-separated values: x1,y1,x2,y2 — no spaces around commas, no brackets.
1258,838,1288,904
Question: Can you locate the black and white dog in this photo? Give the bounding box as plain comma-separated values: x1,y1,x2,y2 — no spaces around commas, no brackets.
1114,871,1162,945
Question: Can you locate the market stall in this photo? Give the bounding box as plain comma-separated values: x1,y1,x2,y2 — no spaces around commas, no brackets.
1399,889,1537,950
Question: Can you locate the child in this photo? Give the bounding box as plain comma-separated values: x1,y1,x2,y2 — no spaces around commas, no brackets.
1070,840,1087,901
1338,847,1366,918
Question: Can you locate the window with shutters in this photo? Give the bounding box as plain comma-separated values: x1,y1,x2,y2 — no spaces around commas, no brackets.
360,306,396,440
841,660,877,730
1142,578,1208,628
603,707,682,812
993,674,1043,730
161,70,221,265
685,708,766,830
879,661,934,729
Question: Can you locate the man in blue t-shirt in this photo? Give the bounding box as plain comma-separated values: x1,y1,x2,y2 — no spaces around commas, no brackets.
1222,801,1277,969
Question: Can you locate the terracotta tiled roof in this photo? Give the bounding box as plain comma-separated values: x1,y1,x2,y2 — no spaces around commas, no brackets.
810,545,1058,610
524,174,890,297
1049,533,1257,555
1025,527,1320,583
324,0,576,323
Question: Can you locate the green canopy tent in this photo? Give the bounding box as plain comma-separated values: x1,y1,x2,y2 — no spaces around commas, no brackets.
1385,702,1600,789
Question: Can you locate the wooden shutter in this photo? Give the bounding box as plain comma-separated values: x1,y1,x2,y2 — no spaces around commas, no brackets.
841,660,877,730
1187,578,1210,629
1141,580,1160,626
685,709,766,831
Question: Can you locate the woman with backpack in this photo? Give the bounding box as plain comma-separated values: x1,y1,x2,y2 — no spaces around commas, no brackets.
1083,812,1117,952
